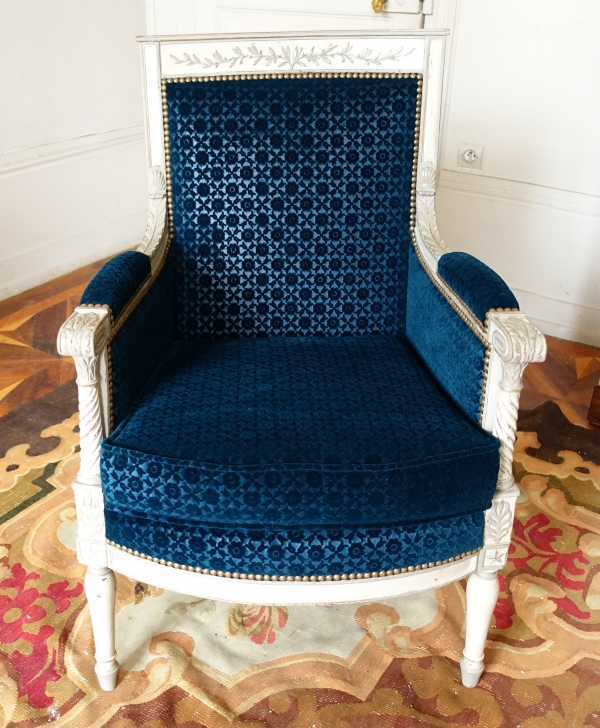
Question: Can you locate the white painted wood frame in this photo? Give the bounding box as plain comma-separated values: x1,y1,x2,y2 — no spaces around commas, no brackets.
57,31,546,692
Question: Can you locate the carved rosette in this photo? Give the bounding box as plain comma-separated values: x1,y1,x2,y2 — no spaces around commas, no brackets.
415,164,447,260
490,314,546,490
139,166,168,262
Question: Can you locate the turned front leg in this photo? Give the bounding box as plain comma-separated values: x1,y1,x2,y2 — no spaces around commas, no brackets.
460,570,499,687
85,567,119,691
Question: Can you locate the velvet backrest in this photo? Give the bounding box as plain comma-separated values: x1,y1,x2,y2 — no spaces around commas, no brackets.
165,75,419,339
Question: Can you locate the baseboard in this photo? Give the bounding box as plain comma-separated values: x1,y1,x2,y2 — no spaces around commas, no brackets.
513,288,600,349
0,211,147,301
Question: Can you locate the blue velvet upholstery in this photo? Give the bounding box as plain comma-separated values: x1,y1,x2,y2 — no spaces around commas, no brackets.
438,252,519,323
406,246,487,424
166,77,418,338
108,252,177,428
105,510,486,577
81,251,150,319
101,335,499,574
73,75,523,577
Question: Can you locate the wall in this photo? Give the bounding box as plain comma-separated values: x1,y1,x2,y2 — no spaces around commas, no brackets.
146,0,600,346
145,0,427,34
4,0,599,348
0,0,148,300
436,0,600,345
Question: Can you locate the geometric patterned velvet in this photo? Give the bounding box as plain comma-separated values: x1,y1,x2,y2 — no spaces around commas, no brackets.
101,335,500,575
74,74,525,577
104,509,486,578
166,77,418,338
107,252,177,428
406,246,488,424
81,251,150,319
438,251,519,323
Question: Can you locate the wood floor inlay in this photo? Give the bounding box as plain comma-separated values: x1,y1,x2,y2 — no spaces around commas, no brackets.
0,259,106,415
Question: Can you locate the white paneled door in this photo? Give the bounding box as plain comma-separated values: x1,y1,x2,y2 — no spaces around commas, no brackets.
145,0,441,35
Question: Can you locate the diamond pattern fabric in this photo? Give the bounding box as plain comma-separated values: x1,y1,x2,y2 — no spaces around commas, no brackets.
101,336,500,573
70,74,519,577
166,76,418,339
105,509,486,578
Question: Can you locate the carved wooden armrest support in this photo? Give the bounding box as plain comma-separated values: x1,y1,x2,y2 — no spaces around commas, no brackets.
487,313,546,491
58,308,112,567
58,308,111,482
415,164,448,269
477,313,546,575
137,166,168,271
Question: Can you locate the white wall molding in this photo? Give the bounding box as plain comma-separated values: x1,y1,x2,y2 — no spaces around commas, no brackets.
438,169,600,219
0,210,147,302
145,0,429,35
511,289,600,349
0,134,147,301
436,170,600,347
0,126,145,177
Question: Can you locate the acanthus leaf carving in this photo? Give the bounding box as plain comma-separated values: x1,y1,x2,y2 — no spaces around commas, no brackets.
57,310,109,361
58,310,110,480
169,43,414,71
485,499,513,544
490,313,547,488
415,164,447,259
138,166,168,261
75,487,107,566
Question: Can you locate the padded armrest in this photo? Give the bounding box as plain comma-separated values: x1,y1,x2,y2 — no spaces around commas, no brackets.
82,249,177,431
406,246,507,425
437,252,519,324
81,251,151,319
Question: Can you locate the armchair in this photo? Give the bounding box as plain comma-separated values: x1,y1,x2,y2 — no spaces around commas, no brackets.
58,30,546,692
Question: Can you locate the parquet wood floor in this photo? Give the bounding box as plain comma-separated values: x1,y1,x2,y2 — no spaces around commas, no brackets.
0,259,107,415
0,262,598,425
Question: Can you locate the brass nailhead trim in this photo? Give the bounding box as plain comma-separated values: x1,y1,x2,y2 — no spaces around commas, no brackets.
105,76,483,579
107,539,481,580
164,71,420,83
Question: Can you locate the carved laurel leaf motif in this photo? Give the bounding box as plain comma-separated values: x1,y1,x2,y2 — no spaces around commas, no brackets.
140,196,167,257
79,492,105,541
416,198,447,258
414,164,447,259
169,43,414,71
139,166,168,259
485,500,513,544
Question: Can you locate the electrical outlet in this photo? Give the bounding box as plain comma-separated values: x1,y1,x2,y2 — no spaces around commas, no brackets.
457,143,483,172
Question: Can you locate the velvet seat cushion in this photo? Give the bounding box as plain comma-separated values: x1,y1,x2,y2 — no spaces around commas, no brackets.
101,335,500,576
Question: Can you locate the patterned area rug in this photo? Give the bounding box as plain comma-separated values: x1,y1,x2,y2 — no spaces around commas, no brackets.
1,389,600,728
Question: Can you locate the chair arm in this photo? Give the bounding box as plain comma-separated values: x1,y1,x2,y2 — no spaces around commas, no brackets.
80,251,151,320
406,242,492,424
437,252,519,325
59,166,176,434
56,166,174,570
407,239,546,454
